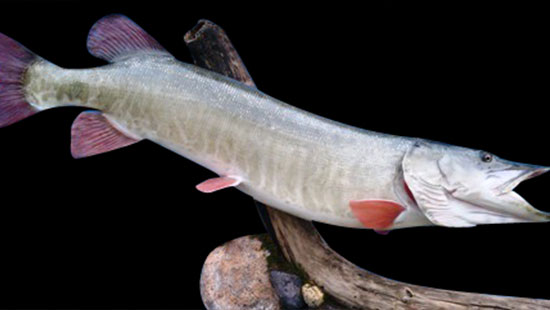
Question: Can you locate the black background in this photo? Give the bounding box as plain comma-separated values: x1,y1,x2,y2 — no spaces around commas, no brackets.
1,0,550,308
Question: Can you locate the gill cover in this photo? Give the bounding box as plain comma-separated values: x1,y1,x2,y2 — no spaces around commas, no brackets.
402,142,467,227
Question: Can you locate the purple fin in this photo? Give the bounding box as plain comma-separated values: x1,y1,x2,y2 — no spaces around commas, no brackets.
87,14,170,62
0,33,38,127
71,111,141,158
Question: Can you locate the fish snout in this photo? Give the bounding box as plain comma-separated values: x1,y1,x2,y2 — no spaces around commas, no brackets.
523,165,550,180
495,164,550,194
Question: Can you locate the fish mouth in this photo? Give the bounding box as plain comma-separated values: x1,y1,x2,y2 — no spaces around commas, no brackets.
491,165,550,222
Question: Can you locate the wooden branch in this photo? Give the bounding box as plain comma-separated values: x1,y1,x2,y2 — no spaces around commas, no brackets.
184,20,550,309
184,20,255,87
268,207,550,309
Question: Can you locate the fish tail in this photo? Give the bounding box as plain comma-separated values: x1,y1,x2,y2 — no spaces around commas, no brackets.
0,32,40,128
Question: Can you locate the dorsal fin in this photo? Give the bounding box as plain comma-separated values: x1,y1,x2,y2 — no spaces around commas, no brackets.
87,14,171,62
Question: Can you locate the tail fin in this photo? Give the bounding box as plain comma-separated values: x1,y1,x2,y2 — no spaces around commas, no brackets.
0,33,38,128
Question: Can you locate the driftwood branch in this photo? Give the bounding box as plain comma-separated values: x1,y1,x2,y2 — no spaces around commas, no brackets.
268,207,550,309
184,20,550,309
184,20,255,87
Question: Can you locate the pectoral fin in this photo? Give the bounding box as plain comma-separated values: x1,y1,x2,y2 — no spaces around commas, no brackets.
196,176,241,193
349,200,404,230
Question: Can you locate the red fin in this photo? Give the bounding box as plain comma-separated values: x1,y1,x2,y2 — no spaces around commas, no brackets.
71,111,140,158
0,33,38,127
350,200,404,230
87,14,169,62
196,176,241,193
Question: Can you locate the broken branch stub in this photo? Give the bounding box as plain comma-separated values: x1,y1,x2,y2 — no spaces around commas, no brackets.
184,19,255,87
184,19,550,310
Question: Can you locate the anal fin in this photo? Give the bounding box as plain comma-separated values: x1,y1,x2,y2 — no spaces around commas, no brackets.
71,111,141,158
350,199,405,230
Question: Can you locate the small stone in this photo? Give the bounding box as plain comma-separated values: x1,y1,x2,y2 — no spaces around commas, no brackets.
301,283,324,308
269,270,305,309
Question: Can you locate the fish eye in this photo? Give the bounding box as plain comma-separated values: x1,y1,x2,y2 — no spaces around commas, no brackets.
481,152,493,163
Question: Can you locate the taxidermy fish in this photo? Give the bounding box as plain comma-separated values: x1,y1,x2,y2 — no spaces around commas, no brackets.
1,15,549,231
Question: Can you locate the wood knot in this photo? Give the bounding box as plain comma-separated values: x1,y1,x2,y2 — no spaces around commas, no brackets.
401,287,414,303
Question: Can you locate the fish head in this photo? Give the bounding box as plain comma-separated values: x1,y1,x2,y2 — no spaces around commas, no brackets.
402,140,550,227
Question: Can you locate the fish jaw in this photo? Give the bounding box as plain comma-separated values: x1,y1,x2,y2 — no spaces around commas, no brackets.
496,164,550,194
475,165,550,223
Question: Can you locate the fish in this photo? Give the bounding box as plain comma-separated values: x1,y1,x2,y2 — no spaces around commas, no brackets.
1,14,549,231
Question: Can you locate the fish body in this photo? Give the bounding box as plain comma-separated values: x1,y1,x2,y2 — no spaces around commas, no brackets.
26,54,426,228
1,15,548,231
